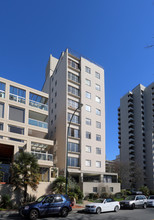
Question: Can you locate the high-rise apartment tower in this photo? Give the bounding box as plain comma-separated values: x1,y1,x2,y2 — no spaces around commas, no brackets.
118,83,154,190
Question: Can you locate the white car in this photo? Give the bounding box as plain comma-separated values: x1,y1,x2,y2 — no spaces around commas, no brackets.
147,195,154,207
85,198,120,214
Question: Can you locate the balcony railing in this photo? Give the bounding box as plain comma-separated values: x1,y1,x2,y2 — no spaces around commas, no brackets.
29,118,48,129
9,93,25,104
0,90,5,98
29,100,48,111
31,151,53,161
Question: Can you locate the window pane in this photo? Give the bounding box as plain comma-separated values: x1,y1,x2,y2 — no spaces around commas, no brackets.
95,84,101,91
0,103,4,118
86,91,91,99
85,66,91,74
95,72,100,79
86,105,91,112
96,121,101,128
86,118,91,125
68,157,79,167
96,134,101,141
85,79,91,86
86,145,91,153
96,161,101,168
9,106,25,123
96,108,101,115
96,147,101,154
85,160,91,167
96,96,101,103
86,131,91,139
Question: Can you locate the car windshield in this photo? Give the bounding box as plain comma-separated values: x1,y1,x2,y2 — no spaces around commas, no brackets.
125,195,136,200
36,195,46,202
94,199,104,203
148,196,154,199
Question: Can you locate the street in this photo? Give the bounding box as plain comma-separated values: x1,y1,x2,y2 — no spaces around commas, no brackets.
0,208,154,220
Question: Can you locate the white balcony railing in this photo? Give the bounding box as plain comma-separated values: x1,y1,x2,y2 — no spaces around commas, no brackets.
9,93,25,104
28,118,48,129
0,90,5,98
31,151,53,161
29,100,48,111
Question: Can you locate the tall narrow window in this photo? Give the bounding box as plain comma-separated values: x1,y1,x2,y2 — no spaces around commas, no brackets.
85,66,91,74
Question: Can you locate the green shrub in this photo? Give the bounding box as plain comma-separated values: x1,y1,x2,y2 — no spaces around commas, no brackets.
0,194,12,209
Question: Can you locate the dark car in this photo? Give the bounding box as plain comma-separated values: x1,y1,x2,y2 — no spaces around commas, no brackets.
19,194,72,220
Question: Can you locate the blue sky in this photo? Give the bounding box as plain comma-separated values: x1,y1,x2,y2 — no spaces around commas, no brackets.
0,0,154,160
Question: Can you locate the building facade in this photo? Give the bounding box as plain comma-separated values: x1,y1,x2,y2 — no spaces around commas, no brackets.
43,49,120,195
0,77,57,198
118,83,154,190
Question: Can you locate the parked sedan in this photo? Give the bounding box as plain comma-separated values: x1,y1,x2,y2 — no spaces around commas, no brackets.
19,194,72,220
147,195,154,207
85,198,120,214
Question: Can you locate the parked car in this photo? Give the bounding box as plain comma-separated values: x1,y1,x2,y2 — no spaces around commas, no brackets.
85,198,120,214
19,194,72,220
147,195,154,207
120,195,147,209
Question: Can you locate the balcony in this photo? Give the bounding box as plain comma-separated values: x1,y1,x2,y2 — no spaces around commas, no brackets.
29,100,48,111
29,118,48,129
9,93,26,104
0,90,5,98
31,151,53,161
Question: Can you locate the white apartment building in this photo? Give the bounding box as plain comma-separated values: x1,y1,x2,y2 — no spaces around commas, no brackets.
43,49,120,195
118,83,154,190
0,77,56,198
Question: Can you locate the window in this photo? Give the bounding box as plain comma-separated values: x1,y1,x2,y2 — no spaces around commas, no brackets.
68,59,80,70
96,161,101,168
95,84,101,91
0,123,3,130
54,115,56,120
96,96,101,103
8,125,24,135
0,103,4,118
86,105,91,112
95,71,100,79
68,142,80,152
9,106,25,123
110,187,113,192
68,113,79,124
68,85,79,96
39,167,49,182
86,131,91,139
68,128,80,138
96,147,101,154
86,91,91,99
51,109,53,114
85,66,91,74
96,108,101,116
10,86,26,104
96,121,101,128
68,72,79,83
86,118,91,125
86,145,91,153
55,80,57,86
51,120,53,125
85,79,91,86
0,82,5,98
96,134,101,141
93,187,97,193
85,160,91,167
55,92,57,97
68,157,79,167
68,99,79,109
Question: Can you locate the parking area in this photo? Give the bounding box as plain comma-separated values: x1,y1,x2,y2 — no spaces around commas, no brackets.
0,208,154,220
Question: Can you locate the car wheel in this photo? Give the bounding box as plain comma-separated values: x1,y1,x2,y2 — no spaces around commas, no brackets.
143,203,147,209
114,205,120,212
61,207,69,217
29,209,39,220
131,204,135,210
96,207,101,214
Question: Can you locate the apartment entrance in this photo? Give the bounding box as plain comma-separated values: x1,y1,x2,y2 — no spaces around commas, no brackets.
0,144,14,183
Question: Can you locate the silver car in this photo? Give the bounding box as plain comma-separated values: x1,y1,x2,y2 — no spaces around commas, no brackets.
147,195,154,207
120,195,147,209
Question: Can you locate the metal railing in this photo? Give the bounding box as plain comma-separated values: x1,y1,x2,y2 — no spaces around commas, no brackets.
9,93,25,104
28,118,48,129
0,90,5,98
29,100,48,111
31,151,53,161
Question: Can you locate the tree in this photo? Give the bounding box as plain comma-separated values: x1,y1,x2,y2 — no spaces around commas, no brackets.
50,176,83,200
11,152,40,203
139,186,150,197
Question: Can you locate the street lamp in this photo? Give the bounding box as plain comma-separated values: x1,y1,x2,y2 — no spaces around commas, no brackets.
65,103,83,194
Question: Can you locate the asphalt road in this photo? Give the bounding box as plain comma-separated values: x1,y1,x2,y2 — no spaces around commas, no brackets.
0,208,154,220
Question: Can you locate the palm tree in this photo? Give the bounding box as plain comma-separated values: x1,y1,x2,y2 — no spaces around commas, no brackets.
11,152,40,203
